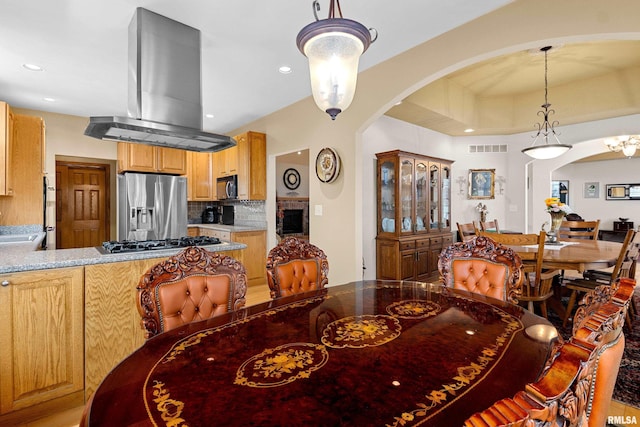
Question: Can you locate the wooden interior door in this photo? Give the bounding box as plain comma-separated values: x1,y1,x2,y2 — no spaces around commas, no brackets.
56,162,109,249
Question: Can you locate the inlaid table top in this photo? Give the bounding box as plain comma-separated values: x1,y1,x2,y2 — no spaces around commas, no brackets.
82,280,557,427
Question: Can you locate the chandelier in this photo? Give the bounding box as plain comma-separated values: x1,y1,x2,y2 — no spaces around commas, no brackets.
522,46,572,160
604,135,638,158
296,0,377,120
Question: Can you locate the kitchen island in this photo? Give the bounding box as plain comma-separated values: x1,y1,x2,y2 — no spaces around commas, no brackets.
0,239,248,426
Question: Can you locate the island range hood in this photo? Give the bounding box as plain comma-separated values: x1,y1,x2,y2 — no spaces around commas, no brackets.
84,8,235,152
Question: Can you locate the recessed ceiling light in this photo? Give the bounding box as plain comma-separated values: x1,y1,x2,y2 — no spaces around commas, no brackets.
278,65,292,74
205,114,214,118
23,63,44,71
297,151,301,155
394,100,403,106
464,128,475,133
43,97,55,102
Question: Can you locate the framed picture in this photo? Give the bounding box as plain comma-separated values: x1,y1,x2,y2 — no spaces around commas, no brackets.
468,169,495,199
584,182,599,198
552,180,569,205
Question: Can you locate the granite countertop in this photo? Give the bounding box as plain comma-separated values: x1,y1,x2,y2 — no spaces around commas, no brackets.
0,241,247,274
189,223,267,232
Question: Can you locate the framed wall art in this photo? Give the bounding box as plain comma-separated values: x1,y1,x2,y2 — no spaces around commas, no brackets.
584,182,599,199
468,169,495,199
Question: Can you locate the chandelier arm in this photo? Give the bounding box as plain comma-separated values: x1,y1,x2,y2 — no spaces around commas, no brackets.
369,27,378,43
312,0,320,21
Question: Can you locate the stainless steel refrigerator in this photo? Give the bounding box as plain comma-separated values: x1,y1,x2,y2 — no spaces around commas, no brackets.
118,172,187,241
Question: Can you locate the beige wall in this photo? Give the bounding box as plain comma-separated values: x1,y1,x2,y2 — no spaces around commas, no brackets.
229,0,640,285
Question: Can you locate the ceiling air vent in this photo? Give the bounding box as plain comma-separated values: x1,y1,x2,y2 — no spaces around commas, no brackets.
468,144,508,154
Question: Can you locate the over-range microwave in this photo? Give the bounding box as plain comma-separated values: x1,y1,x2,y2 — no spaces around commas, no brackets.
217,175,238,200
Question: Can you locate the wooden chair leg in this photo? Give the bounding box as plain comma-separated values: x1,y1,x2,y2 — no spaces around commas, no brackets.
563,289,578,328
540,302,548,319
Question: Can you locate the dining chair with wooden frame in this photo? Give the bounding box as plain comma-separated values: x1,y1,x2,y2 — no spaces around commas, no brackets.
456,221,479,242
136,246,247,339
463,277,636,427
562,229,638,328
478,231,561,318
557,219,600,240
479,219,500,233
266,236,329,299
438,235,523,304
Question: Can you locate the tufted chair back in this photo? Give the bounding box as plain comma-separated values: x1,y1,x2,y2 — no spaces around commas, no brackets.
438,236,523,304
266,237,329,299
136,246,247,339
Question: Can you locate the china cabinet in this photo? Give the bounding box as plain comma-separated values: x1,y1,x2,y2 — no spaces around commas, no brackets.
375,150,453,281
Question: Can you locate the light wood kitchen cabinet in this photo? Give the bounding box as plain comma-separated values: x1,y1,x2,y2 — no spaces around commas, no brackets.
0,267,84,420
375,150,453,281
199,228,266,287
0,113,45,226
0,101,13,196
213,131,265,200
117,142,187,175
187,151,216,201
215,144,238,178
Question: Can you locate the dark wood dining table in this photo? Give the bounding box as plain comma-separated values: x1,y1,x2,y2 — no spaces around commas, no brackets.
81,280,558,427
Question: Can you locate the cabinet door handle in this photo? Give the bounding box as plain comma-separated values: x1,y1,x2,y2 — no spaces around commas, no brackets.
1,280,10,287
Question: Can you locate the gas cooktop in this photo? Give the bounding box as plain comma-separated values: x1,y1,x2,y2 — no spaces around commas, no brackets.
98,236,221,254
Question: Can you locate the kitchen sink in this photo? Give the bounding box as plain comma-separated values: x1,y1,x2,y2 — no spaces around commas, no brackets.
0,232,46,250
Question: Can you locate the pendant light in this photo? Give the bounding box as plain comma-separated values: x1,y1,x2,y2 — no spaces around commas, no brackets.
522,46,572,159
296,0,377,120
604,135,639,158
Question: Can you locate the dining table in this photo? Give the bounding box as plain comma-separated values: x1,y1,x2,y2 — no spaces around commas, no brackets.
507,238,622,319
81,280,559,427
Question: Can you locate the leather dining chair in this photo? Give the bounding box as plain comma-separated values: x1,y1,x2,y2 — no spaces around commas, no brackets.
463,277,636,427
479,218,500,233
562,229,638,328
456,221,479,242
438,235,523,304
266,236,329,299
136,246,247,339
557,219,600,240
479,231,560,318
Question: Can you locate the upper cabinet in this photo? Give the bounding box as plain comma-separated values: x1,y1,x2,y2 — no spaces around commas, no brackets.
117,143,187,175
186,151,215,201
226,131,266,200
0,101,13,196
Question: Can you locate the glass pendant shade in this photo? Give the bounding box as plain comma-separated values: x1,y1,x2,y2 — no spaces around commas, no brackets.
297,9,374,120
605,135,638,157
622,144,637,157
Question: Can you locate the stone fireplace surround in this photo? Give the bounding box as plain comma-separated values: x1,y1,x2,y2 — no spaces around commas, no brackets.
276,198,309,237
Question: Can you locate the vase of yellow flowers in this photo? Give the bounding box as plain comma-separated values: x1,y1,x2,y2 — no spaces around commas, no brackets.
544,197,571,240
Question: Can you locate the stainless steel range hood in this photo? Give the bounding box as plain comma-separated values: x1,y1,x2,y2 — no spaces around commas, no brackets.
84,8,235,152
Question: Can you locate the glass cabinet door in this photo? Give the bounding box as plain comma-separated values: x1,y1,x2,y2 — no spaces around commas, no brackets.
429,163,440,231
415,161,428,232
379,160,396,234
400,159,413,234
441,164,451,229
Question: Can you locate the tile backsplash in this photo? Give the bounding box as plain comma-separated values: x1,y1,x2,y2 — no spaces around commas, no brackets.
188,200,267,228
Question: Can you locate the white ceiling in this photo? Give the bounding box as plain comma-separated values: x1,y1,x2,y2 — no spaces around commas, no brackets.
0,0,511,134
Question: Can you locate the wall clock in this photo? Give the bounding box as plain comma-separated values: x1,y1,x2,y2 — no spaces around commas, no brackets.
315,147,341,183
283,168,301,190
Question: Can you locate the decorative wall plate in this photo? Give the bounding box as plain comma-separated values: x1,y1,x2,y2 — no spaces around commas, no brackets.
283,168,301,190
315,147,341,183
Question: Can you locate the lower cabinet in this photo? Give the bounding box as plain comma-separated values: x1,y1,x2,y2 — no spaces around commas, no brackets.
0,267,84,421
198,228,267,287
377,233,453,281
